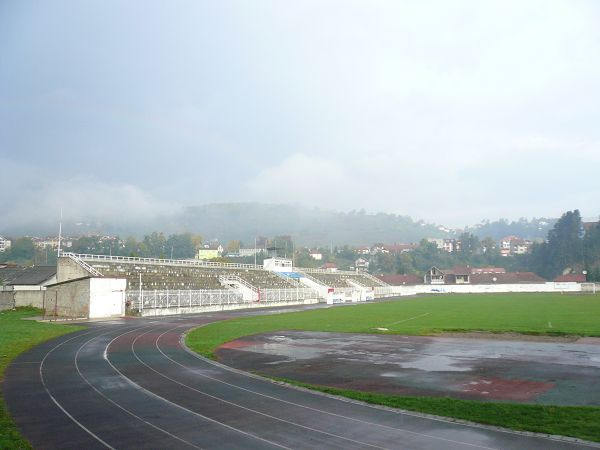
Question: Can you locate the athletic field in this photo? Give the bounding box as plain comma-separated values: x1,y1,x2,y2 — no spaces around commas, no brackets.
186,293,600,442
187,293,600,358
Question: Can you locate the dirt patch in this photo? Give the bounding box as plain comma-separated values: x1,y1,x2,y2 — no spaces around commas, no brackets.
216,330,600,406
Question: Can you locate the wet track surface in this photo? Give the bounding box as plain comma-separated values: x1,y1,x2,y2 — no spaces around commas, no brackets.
217,331,600,406
4,308,599,449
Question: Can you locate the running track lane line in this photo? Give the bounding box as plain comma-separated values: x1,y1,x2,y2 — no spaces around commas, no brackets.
154,323,501,450
176,324,600,449
104,324,293,450
129,326,389,450
73,323,203,449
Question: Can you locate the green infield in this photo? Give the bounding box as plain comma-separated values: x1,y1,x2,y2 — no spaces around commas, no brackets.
0,308,84,449
186,292,600,442
187,293,600,358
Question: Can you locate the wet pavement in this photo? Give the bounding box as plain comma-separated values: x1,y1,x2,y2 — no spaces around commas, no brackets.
217,331,600,406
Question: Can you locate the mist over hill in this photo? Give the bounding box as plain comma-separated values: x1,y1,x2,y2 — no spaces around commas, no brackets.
2,202,559,246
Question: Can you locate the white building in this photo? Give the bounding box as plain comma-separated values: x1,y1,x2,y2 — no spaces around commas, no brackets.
0,235,11,253
309,251,323,260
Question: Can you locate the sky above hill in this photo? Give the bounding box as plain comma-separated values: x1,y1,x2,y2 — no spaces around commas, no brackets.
1,0,599,229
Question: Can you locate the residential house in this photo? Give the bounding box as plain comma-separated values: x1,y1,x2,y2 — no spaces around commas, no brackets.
554,274,586,283
196,244,224,260
500,236,531,257
309,250,323,261
0,235,11,252
354,257,369,272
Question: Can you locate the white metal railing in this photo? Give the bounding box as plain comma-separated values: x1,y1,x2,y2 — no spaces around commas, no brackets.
257,288,318,303
127,289,245,310
126,287,318,311
218,274,258,292
64,253,104,277
62,252,262,270
298,267,362,275
374,286,396,297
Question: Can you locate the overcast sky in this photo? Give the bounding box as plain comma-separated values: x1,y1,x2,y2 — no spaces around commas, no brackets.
1,0,599,229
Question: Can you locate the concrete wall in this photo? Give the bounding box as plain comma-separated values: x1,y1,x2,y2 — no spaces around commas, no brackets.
140,298,319,317
14,290,45,308
56,256,91,283
45,277,126,318
46,278,91,318
389,282,582,296
0,291,14,311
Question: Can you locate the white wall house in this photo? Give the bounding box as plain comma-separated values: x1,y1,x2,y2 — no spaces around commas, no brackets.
0,236,11,253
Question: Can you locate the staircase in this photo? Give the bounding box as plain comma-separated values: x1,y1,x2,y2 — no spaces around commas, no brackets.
63,252,104,277
219,275,258,301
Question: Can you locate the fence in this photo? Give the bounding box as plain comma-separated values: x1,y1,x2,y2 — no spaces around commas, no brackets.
126,289,244,311
126,287,319,313
258,288,317,303
63,252,260,270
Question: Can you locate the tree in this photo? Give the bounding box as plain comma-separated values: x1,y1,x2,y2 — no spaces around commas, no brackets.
142,232,167,258
225,240,241,253
1,238,35,263
530,210,583,279
166,233,196,259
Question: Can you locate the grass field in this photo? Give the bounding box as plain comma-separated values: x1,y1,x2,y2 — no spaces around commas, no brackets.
186,293,600,442
187,293,600,358
0,308,84,449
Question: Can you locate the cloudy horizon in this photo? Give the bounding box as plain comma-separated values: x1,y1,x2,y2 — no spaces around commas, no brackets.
1,1,599,230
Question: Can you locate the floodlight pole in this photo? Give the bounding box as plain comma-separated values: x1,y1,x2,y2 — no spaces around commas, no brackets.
57,208,63,257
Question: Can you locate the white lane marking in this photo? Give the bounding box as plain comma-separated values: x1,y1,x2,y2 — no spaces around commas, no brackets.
39,329,117,450
179,324,600,449
104,327,291,450
159,326,500,450
74,325,203,449
383,312,431,328
131,327,387,450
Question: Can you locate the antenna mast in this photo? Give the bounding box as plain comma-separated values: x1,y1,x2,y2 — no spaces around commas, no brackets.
57,208,63,257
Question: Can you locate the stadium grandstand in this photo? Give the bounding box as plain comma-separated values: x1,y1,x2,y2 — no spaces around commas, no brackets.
300,269,389,288
58,252,390,293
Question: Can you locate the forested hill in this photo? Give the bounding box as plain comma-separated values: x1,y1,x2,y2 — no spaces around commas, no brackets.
171,203,445,245
6,202,558,245
465,218,556,241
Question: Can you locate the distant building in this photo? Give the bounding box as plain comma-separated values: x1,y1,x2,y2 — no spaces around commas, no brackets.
355,246,371,255
33,236,72,250
554,274,586,283
196,244,223,260
0,235,11,253
309,251,323,261
425,265,545,284
322,262,338,272
372,243,417,254
238,248,264,257
500,236,531,257
354,257,369,272
426,238,444,249
443,239,457,253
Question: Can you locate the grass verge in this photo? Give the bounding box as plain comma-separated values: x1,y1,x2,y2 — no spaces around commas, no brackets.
185,293,600,442
269,377,600,443
0,307,84,449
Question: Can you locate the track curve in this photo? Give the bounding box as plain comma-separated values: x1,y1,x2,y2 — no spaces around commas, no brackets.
4,308,598,449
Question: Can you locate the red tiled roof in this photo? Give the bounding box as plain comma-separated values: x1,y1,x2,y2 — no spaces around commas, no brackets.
471,272,546,284
554,274,586,283
377,274,422,285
